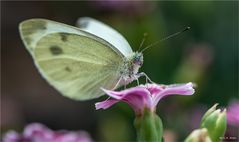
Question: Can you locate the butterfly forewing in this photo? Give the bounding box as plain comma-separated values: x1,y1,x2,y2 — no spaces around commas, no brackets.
19,19,124,58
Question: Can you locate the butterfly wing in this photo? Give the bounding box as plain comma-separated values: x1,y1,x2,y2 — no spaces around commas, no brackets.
77,17,133,57
19,19,124,100
19,18,123,57
34,33,123,100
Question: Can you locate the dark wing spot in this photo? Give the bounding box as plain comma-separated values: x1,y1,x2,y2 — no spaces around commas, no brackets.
49,45,63,55
65,66,72,72
59,33,68,42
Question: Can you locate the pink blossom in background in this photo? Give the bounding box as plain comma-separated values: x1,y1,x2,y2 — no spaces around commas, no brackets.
2,123,93,142
96,83,195,115
227,100,239,126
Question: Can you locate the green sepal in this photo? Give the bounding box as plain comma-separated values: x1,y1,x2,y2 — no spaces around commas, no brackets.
134,109,163,142
201,103,218,123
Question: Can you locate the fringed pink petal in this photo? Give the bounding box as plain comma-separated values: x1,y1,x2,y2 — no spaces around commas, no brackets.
95,99,119,110
96,87,152,114
96,83,195,114
121,88,152,114
101,88,124,99
153,82,195,107
145,83,164,96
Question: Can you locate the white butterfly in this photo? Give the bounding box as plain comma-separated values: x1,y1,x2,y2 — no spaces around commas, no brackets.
19,17,149,100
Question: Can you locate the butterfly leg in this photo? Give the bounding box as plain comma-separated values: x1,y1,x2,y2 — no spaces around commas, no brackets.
112,77,122,90
138,72,154,84
136,78,140,85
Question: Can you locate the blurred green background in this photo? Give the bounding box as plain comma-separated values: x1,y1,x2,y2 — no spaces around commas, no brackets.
1,1,238,141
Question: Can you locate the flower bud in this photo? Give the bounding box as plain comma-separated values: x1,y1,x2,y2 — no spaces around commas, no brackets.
185,128,212,142
200,104,227,142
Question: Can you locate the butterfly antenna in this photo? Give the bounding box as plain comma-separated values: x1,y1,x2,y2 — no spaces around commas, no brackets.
141,26,190,52
138,33,148,51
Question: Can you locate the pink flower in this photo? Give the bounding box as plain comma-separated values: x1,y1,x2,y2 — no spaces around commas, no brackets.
227,100,239,126
2,123,93,142
96,83,195,115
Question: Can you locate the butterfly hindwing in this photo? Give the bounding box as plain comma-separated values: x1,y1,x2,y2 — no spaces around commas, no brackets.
34,33,123,100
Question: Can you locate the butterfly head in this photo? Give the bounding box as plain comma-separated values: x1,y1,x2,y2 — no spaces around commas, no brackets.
132,52,143,66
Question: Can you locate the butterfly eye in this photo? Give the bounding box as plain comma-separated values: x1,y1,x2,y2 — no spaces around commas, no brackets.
133,54,143,66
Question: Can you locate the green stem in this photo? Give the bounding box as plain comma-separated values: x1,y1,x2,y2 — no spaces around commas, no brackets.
134,109,163,142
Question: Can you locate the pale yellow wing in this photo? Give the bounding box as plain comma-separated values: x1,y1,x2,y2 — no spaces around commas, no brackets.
33,33,123,100
77,17,133,57
19,18,124,58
